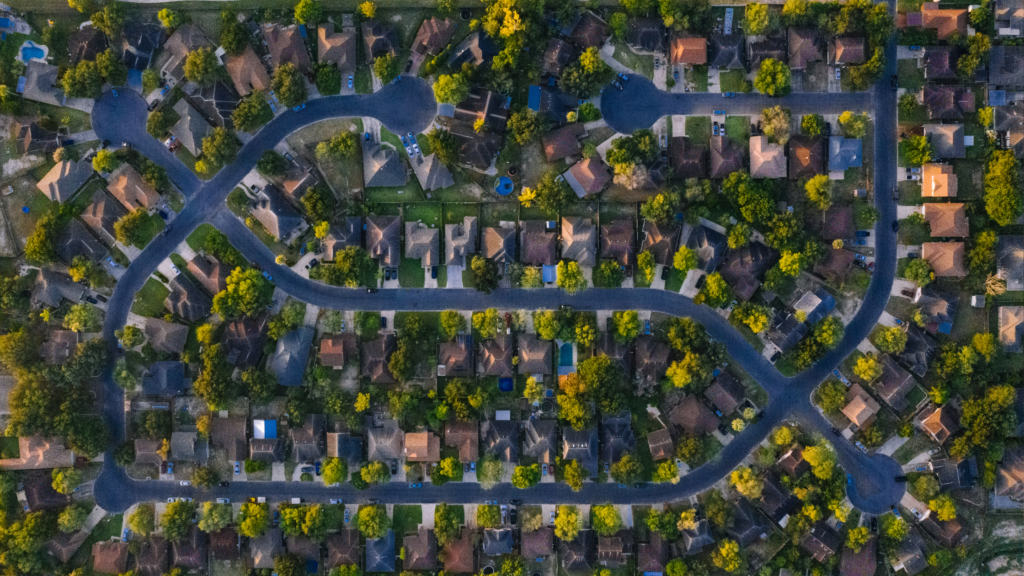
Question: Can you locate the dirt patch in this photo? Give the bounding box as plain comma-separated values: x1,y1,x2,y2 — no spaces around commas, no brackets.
3,155,43,179
992,519,1024,540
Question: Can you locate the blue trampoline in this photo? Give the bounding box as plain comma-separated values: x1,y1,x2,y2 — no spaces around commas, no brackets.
498,378,514,392
495,176,514,196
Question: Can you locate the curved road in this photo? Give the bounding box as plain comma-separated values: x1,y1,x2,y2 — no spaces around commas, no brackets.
90,54,903,514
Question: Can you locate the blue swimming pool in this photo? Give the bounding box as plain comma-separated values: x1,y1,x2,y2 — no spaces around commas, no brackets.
21,46,44,61
559,343,573,367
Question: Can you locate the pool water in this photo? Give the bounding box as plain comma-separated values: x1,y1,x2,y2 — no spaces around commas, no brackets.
21,46,44,61
559,343,574,366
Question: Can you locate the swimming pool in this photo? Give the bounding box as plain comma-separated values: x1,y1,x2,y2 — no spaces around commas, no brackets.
559,343,574,367
21,46,44,60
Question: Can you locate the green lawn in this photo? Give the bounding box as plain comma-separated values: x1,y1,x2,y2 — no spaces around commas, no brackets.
664,267,686,293
719,70,748,93
898,102,929,126
0,437,20,458
354,67,372,94
724,116,750,146
392,504,423,537
131,278,170,317
130,213,167,248
399,257,426,288
898,181,924,205
404,202,442,226
436,265,447,287
226,187,249,217
898,218,932,245
685,116,712,144
610,39,654,79
897,59,925,91
685,65,709,92
892,432,937,465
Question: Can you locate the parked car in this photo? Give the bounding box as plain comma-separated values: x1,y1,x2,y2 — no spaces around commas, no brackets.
542,464,548,476
348,76,353,89
293,104,306,112
891,75,898,90
365,132,371,142
408,483,422,488
713,110,725,115
510,508,517,524
431,266,438,279
644,320,651,335
835,68,841,80
391,76,401,84
618,72,629,82
219,481,230,487
856,231,870,237
122,529,130,542
216,498,230,504
344,509,351,522
661,266,671,280
180,481,191,486
380,316,387,329
262,271,274,283
112,88,119,97
854,254,866,261
234,462,240,475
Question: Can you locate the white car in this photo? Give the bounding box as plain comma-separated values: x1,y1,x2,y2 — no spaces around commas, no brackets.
180,481,191,486
216,498,230,504
170,265,180,276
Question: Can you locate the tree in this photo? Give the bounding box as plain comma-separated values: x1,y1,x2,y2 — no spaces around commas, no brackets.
60,60,102,98
591,504,623,536
158,8,182,28
114,209,152,247
439,309,467,341
880,515,909,555
91,1,124,36
711,539,742,573
470,256,500,294
198,502,233,533
512,464,541,488
63,303,100,332
803,444,837,480
96,48,127,85
902,257,934,286
162,500,196,541
838,111,868,139
928,493,956,521
957,33,990,79
805,175,832,210
193,345,234,409
972,332,997,362
275,554,304,576
320,457,346,486
52,467,82,494
233,92,273,133
316,132,359,160
301,185,337,222
846,526,870,552
199,127,240,172
357,505,391,539
93,149,118,173
508,108,543,145
563,459,586,491
184,48,220,85
802,114,825,137
731,303,770,333
192,466,218,489
301,505,328,541
373,53,400,83
434,504,461,545
612,310,641,343
556,260,588,294
743,3,777,34
560,47,615,98
853,354,882,382
359,1,377,17
984,150,1023,226
695,272,732,307
58,503,89,533
294,0,323,24
433,73,470,104
128,504,155,536
213,267,273,318
729,466,763,499
554,505,580,540
272,63,308,108
239,503,270,537
640,191,679,224
904,135,932,166
477,504,501,528
673,246,697,274
425,128,459,166
220,11,249,55
874,326,908,354
360,461,391,485
610,454,642,484
754,59,790,96
532,171,574,216
761,106,791,144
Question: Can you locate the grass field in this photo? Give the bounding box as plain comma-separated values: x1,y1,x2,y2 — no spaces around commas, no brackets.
897,59,925,91
131,278,170,317
392,504,423,537
610,39,654,79
685,116,712,144
719,70,748,93
399,257,426,287
724,116,750,146
130,213,167,248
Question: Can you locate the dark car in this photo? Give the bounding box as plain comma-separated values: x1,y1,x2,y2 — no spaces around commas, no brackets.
894,475,908,483
870,517,878,532
769,351,781,363
431,266,438,279
661,266,671,280
831,427,840,436
509,508,517,524
891,75,898,90
892,220,899,232
219,481,230,487
380,316,387,329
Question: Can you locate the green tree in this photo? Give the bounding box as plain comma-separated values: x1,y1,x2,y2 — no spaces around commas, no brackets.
162,500,196,541
610,454,642,484
712,539,743,572
184,48,220,85
96,48,127,85
879,515,909,555
673,246,697,273
360,461,391,485
612,310,641,343
58,503,89,533
114,209,152,247
591,504,623,536
853,354,882,382
729,466,764,499
805,175,832,210
838,111,868,139
904,135,932,166
322,458,346,486
817,379,847,413
356,505,391,539
512,464,541,488
803,444,838,480
239,503,270,537
801,114,825,137
554,505,580,540
434,503,461,545
760,105,791,144
984,150,1023,226
272,63,308,108
92,149,118,173
563,459,585,491
233,91,273,133
439,309,467,341
753,58,790,96
433,72,470,104
294,0,323,24
928,493,956,521
640,191,679,224
199,127,240,173
257,150,288,175
846,526,870,552
51,467,82,494
63,303,100,332
508,108,544,145
275,554,304,576
373,53,400,83
212,267,273,318
198,502,233,533
560,47,615,98
192,466,218,489
314,62,342,95
91,1,124,36
904,258,934,286
128,504,155,536
158,8,182,28
477,504,501,528
470,256,500,294
694,272,732,307
425,128,459,166
556,260,588,294
220,11,249,55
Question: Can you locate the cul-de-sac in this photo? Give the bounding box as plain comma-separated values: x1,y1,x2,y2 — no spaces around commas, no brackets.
0,0,1021,574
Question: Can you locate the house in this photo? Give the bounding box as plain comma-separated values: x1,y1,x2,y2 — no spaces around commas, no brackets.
839,535,876,576
891,529,928,576
922,163,957,197
518,333,552,374
626,18,665,52
107,164,161,212
483,528,514,556
363,144,407,187
569,11,610,49
600,219,634,268
210,418,248,462
208,528,239,562
933,457,979,490
367,419,403,466
121,22,165,74
727,498,768,545
165,275,211,322
133,537,169,576
995,445,1024,500
708,34,744,69
924,124,966,159
263,23,311,72
443,420,479,463
440,335,473,378
669,36,707,65
222,314,269,368
924,203,969,238
249,437,284,462
789,135,826,179
482,419,519,462
923,242,966,277
187,254,228,295
596,331,632,376
924,85,975,120
874,354,915,409
709,135,744,178
829,137,863,172
777,444,811,478
482,225,516,264
800,522,841,563
318,23,356,74
404,530,437,571
56,219,106,264
18,61,64,107
13,121,58,156
543,38,577,76
0,436,74,470
898,327,938,377
750,136,787,179
172,527,208,570
170,99,213,157
917,403,960,443
788,28,823,69
404,431,441,463
412,17,455,58
560,530,597,572
133,439,162,466
32,268,85,308
640,221,679,266
842,383,880,429
20,470,70,509
187,81,241,129
988,46,1024,89
326,433,363,471
563,427,599,477
93,541,129,574
442,529,476,573
412,154,455,192
326,530,360,569
562,217,597,266
522,527,554,559
521,221,558,266
719,242,776,301
813,247,856,284
68,26,107,63
480,334,513,378
669,137,707,179
141,361,186,396
705,371,745,415
748,37,787,67
993,102,1024,158
323,217,363,261
37,158,93,203
597,531,632,567
914,287,959,335
767,313,809,353
250,528,283,569
225,46,272,96
910,4,968,39
637,533,668,574
822,205,855,240
923,46,957,80
81,189,127,245
171,431,207,462
565,156,613,197
793,288,837,325
601,411,636,464
669,395,720,435
442,87,509,170
40,330,78,365
362,334,398,384
647,428,673,461
319,333,356,369
635,337,669,385
158,24,210,84
448,31,498,68
829,37,865,65
543,123,585,162
286,535,319,565
1000,306,1024,352
996,0,1024,36
290,415,325,462
523,419,557,463
143,317,188,354
366,216,401,266
920,516,966,547
681,519,714,555
405,222,440,268
251,186,306,241
759,473,800,523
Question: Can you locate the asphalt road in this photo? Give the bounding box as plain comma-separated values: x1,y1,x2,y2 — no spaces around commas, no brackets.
90,65,904,514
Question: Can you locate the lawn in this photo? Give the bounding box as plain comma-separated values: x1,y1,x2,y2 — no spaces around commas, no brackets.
898,218,932,246
685,116,712,144
0,437,19,458
898,181,924,205
610,39,654,79
226,187,249,217
892,432,937,465
444,203,479,225
719,70,748,93
70,513,122,567
131,278,170,318
664,267,686,293
404,202,442,226
898,101,929,126
354,67,372,94
897,59,925,91
392,504,423,537
724,116,750,146
130,212,167,248
685,65,709,92
480,203,519,227
399,257,426,288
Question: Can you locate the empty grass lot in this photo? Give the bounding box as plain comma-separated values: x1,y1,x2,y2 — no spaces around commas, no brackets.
131,278,170,317
724,116,750,146
685,116,712,144
719,70,748,93
897,59,925,91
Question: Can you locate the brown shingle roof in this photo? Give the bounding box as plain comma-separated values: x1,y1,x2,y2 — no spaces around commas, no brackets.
318,23,357,71
647,428,673,461
668,396,720,435
362,333,397,383
521,221,558,266
225,45,271,96
569,11,610,49
918,403,960,443
518,333,552,374
93,541,129,574
326,530,360,568
789,135,825,179
923,242,967,277
135,537,169,576
442,528,475,573
670,37,707,65
542,123,585,161
263,23,311,72
480,334,513,378
923,203,968,237
830,37,866,64
412,17,456,56
404,432,441,462
106,163,161,211
444,420,479,462
920,4,968,39
704,371,745,415
788,28,823,69
842,383,880,428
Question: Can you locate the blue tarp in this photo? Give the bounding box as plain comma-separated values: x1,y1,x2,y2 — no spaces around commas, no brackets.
498,378,513,392
527,85,541,111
